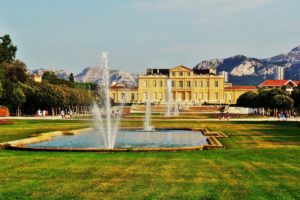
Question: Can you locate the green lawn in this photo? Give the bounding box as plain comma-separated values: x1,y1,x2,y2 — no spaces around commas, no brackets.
0,119,300,199
127,113,266,119
0,120,91,143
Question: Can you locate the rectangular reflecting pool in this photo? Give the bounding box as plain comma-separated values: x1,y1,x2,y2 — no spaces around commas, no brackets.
28,129,208,149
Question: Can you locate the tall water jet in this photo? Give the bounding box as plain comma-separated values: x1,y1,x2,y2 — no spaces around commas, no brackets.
92,52,122,149
165,79,172,116
144,92,154,131
174,101,179,116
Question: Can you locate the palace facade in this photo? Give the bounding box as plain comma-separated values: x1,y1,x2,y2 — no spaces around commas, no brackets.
110,66,257,104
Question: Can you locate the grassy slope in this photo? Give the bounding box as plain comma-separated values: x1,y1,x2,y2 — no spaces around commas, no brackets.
0,119,300,199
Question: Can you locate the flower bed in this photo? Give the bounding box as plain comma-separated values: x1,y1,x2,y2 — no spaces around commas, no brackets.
0,119,14,125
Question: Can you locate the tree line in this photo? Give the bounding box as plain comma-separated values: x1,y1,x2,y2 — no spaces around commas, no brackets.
237,87,300,115
0,34,97,116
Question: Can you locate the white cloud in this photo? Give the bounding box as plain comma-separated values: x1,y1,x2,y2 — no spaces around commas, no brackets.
133,0,274,27
134,0,273,15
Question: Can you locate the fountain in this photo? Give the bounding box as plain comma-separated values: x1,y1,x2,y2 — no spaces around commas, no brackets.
174,101,179,116
165,79,172,116
165,79,179,116
17,53,210,151
92,52,123,149
144,92,154,131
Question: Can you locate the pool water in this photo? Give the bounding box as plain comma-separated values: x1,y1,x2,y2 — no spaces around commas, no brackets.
28,129,208,149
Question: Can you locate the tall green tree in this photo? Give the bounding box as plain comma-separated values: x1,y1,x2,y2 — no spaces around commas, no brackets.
42,71,71,86
19,82,39,115
2,60,28,83
0,82,3,99
291,86,300,108
10,86,26,116
257,88,286,108
0,64,4,81
236,91,258,108
69,73,74,83
0,34,17,63
270,95,294,110
37,83,65,116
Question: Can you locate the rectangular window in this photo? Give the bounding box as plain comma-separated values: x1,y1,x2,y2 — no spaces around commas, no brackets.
200,81,203,87
158,92,162,100
144,80,148,87
154,80,157,87
193,93,197,99
160,80,163,87
194,81,197,87
179,72,183,76
199,93,203,100
215,92,218,100
206,81,209,87
187,81,191,88
121,93,126,100
214,81,218,87
131,93,135,100
179,81,183,88
187,92,191,100
171,80,175,87
172,72,175,76
187,72,190,76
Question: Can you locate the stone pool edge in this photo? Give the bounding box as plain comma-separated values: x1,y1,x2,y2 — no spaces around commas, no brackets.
0,127,227,152
0,128,92,148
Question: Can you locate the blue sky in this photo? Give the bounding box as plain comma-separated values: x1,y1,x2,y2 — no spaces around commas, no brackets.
0,0,300,74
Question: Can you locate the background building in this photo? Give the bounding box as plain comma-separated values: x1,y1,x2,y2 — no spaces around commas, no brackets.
219,71,229,83
259,79,297,94
274,67,284,80
31,74,42,82
110,66,257,104
138,66,224,103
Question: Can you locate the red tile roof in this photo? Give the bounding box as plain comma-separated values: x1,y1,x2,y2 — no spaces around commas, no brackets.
259,80,296,87
225,86,257,90
294,81,300,86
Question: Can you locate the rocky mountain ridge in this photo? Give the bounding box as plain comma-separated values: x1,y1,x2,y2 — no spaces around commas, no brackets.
29,67,138,87
30,45,300,86
194,46,300,85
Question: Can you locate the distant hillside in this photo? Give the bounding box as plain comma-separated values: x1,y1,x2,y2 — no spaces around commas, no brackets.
75,67,137,87
194,46,300,85
30,68,70,80
29,67,138,87
30,45,300,87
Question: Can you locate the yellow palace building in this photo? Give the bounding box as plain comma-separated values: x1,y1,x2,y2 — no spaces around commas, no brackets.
110,66,257,105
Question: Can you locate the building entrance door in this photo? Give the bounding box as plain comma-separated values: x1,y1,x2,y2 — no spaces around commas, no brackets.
186,92,191,101
178,92,182,101
177,92,185,101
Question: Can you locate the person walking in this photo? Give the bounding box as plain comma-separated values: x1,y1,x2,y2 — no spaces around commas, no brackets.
68,110,73,118
37,109,41,117
226,112,230,120
277,112,281,120
61,110,65,119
